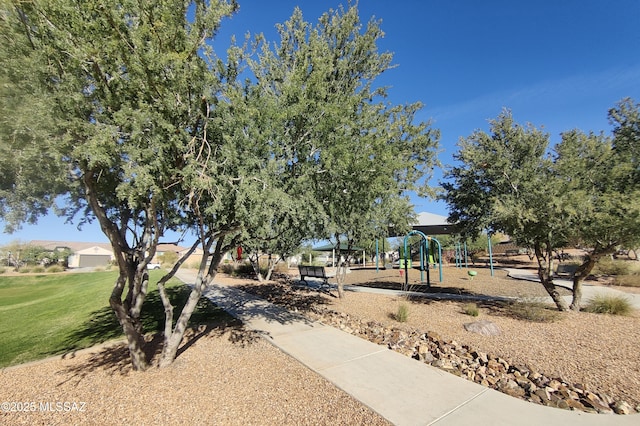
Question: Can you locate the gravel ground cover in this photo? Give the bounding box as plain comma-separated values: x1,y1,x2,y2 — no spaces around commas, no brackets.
1,320,390,425
2,263,638,424
230,265,640,412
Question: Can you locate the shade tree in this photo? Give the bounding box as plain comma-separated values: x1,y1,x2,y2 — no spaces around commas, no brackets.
443,111,572,310
245,4,439,297
554,100,640,309
0,0,239,369
443,105,640,311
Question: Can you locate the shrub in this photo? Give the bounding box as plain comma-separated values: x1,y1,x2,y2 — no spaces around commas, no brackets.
186,261,201,269
0,267,5,274
584,294,633,316
18,267,31,273
593,258,631,276
273,262,290,273
463,303,479,317
507,301,560,322
235,263,255,276
219,263,235,274
46,265,65,273
218,262,255,277
394,303,410,322
31,266,45,273
613,275,640,287
157,251,178,265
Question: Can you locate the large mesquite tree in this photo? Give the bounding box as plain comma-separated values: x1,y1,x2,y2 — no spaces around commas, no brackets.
443,106,640,311
246,5,439,296
555,99,640,309
0,0,238,369
443,111,571,310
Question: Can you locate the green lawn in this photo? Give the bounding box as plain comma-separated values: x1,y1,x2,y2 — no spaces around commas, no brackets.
0,270,222,368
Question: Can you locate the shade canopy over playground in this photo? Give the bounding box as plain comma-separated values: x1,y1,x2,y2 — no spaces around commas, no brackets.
389,211,458,237
312,243,365,252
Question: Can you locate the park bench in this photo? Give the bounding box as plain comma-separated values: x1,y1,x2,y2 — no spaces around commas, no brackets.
297,265,336,297
555,263,578,278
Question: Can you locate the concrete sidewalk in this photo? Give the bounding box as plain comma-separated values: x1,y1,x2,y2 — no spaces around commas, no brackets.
176,270,638,425
505,268,640,309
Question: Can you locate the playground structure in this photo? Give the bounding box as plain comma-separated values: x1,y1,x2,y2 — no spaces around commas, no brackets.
452,235,495,277
371,211,497,292
401,230,442,290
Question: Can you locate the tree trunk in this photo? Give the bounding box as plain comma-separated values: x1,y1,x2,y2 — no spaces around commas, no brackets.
534,242,568,311
569,256,596,311
570,279,583,312
158,276,209,367
157,237,224,368
252,259,266,282
109,275,149,371
336,262,346,299
334,237,348,299
570,245,616,311
83,175,156,370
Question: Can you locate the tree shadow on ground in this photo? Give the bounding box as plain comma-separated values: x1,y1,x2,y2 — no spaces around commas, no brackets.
405,295,511,316
53,285,242,375
406,295,562,323
58,320,256,387
235,281,332,314
353,280,478,296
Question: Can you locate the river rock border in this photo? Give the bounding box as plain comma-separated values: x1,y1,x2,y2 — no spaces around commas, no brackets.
306,306,638,415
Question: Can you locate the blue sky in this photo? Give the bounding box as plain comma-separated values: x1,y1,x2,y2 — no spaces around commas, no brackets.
2,0,639,245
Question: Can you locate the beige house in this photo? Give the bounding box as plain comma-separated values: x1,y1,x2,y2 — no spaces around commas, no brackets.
30,240,211,269
31,240,114,268
68,245,114,267
155,243,207,266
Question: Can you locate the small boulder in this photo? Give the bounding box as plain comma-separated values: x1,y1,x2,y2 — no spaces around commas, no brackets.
464,320,502,336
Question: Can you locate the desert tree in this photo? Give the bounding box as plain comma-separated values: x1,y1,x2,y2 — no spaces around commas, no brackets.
0,0,238,369
443,110,571,310
554,99,640,309
215,59,323,281
444,106,640,311
247,5,439,297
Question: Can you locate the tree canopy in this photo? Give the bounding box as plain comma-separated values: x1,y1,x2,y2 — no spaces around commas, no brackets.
234,4,439,292
0,1,440,366
443,102,640,311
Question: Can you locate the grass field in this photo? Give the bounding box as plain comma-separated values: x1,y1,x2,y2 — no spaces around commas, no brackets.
0,270,222,368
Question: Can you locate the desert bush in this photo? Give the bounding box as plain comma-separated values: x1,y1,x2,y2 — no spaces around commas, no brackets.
45,265,65,273
273,262,290,273
157,251,178,266
584,294,633,316
186,261,201,269
219,263,234,274
235,263,255,276
18,267,31,273
31,266,45,273
506,301,560,322
218,262,255,277
463,303,479,317
394,303,410,322
554,261,581,273
613,275,640,287
593,258,631,276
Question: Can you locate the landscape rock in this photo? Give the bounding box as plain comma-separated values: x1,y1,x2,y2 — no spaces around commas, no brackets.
305,305,637,415
613,401,633,415
463,319,502,336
